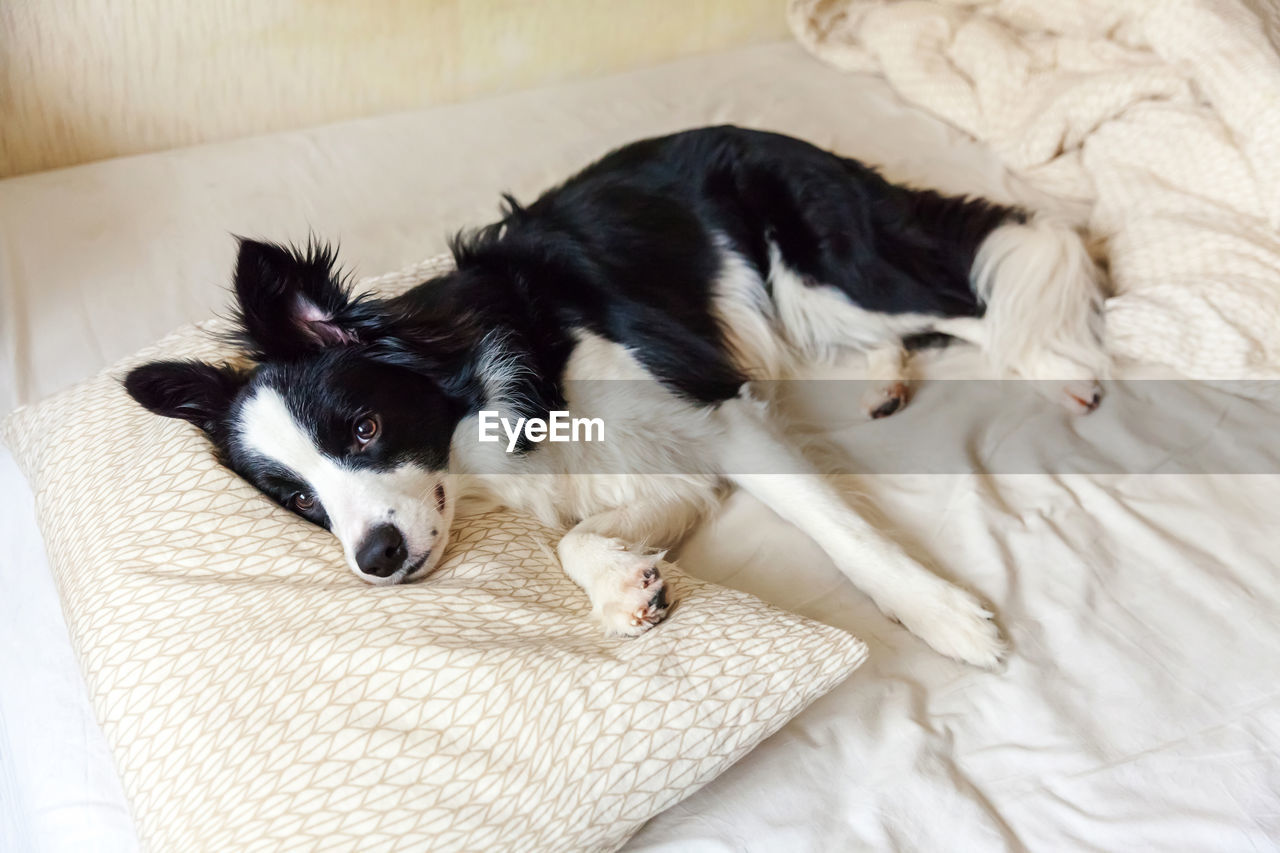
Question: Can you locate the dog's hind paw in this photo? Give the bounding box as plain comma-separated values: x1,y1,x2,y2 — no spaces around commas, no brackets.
1058,380,1103,414
861,381,910,419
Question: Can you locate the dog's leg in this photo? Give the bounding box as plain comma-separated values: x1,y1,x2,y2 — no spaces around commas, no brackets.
715,397,1006,667
931,316,985,345
557,497,705,637
860,343,910,419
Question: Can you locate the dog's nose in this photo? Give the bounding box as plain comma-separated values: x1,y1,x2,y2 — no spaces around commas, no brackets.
355,524,407,577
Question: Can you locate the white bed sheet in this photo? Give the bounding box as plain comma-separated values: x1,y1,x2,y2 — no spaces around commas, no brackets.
0,444,138,853
631,362,1280,851
4,40,1279,852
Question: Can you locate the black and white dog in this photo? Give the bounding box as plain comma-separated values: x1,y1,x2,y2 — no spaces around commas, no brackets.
126,126,1108,667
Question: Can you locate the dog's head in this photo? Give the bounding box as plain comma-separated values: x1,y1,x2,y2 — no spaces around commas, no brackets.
125,240,466,585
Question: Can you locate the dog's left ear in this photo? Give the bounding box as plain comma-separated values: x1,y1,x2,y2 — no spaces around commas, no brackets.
123,359,247,443
232,238,359,359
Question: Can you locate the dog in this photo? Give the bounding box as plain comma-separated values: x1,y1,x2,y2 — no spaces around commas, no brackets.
125,126,1109,667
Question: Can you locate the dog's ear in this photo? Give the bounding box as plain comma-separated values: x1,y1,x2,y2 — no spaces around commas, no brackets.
124,360,246,440
232,238,358,359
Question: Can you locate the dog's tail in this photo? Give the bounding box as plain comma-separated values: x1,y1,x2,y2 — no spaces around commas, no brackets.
970,212,1110,407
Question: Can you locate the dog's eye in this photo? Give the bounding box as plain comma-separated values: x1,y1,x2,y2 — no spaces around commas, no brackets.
353,415,380,446
292,493,316,512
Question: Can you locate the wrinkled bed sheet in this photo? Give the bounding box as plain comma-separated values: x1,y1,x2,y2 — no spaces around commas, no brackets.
3,41,1279,852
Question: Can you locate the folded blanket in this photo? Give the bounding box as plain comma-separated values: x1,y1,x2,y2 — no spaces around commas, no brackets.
790,0,1280,380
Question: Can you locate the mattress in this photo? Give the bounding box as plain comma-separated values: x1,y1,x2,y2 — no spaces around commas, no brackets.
4,41,1279,851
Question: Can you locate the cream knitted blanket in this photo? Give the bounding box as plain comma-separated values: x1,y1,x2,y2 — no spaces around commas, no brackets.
789,0,1280,378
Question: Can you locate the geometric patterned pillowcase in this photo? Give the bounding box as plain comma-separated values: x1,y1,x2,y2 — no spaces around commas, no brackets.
1,257,867,852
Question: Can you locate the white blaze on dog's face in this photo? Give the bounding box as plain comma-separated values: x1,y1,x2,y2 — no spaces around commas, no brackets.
213,347,465,585
235,385,454,585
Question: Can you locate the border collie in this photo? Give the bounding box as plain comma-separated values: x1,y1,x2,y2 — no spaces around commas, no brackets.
125,126,1109,667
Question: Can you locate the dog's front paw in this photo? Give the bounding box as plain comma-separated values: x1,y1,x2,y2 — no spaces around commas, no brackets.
895,583,1006,668
589,542,672,637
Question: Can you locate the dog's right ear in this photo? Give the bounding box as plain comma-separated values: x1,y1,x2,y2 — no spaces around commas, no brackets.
232,238,358,360
124,360,246,440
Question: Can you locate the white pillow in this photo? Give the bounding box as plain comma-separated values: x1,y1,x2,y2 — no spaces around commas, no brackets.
1,257,866,852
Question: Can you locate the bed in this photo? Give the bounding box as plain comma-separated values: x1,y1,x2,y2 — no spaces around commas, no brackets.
4,34,1280,852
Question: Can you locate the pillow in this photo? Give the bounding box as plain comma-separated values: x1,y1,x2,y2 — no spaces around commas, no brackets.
1,256,867,852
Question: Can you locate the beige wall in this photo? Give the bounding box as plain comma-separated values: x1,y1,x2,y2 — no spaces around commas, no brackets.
0,0,789,177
